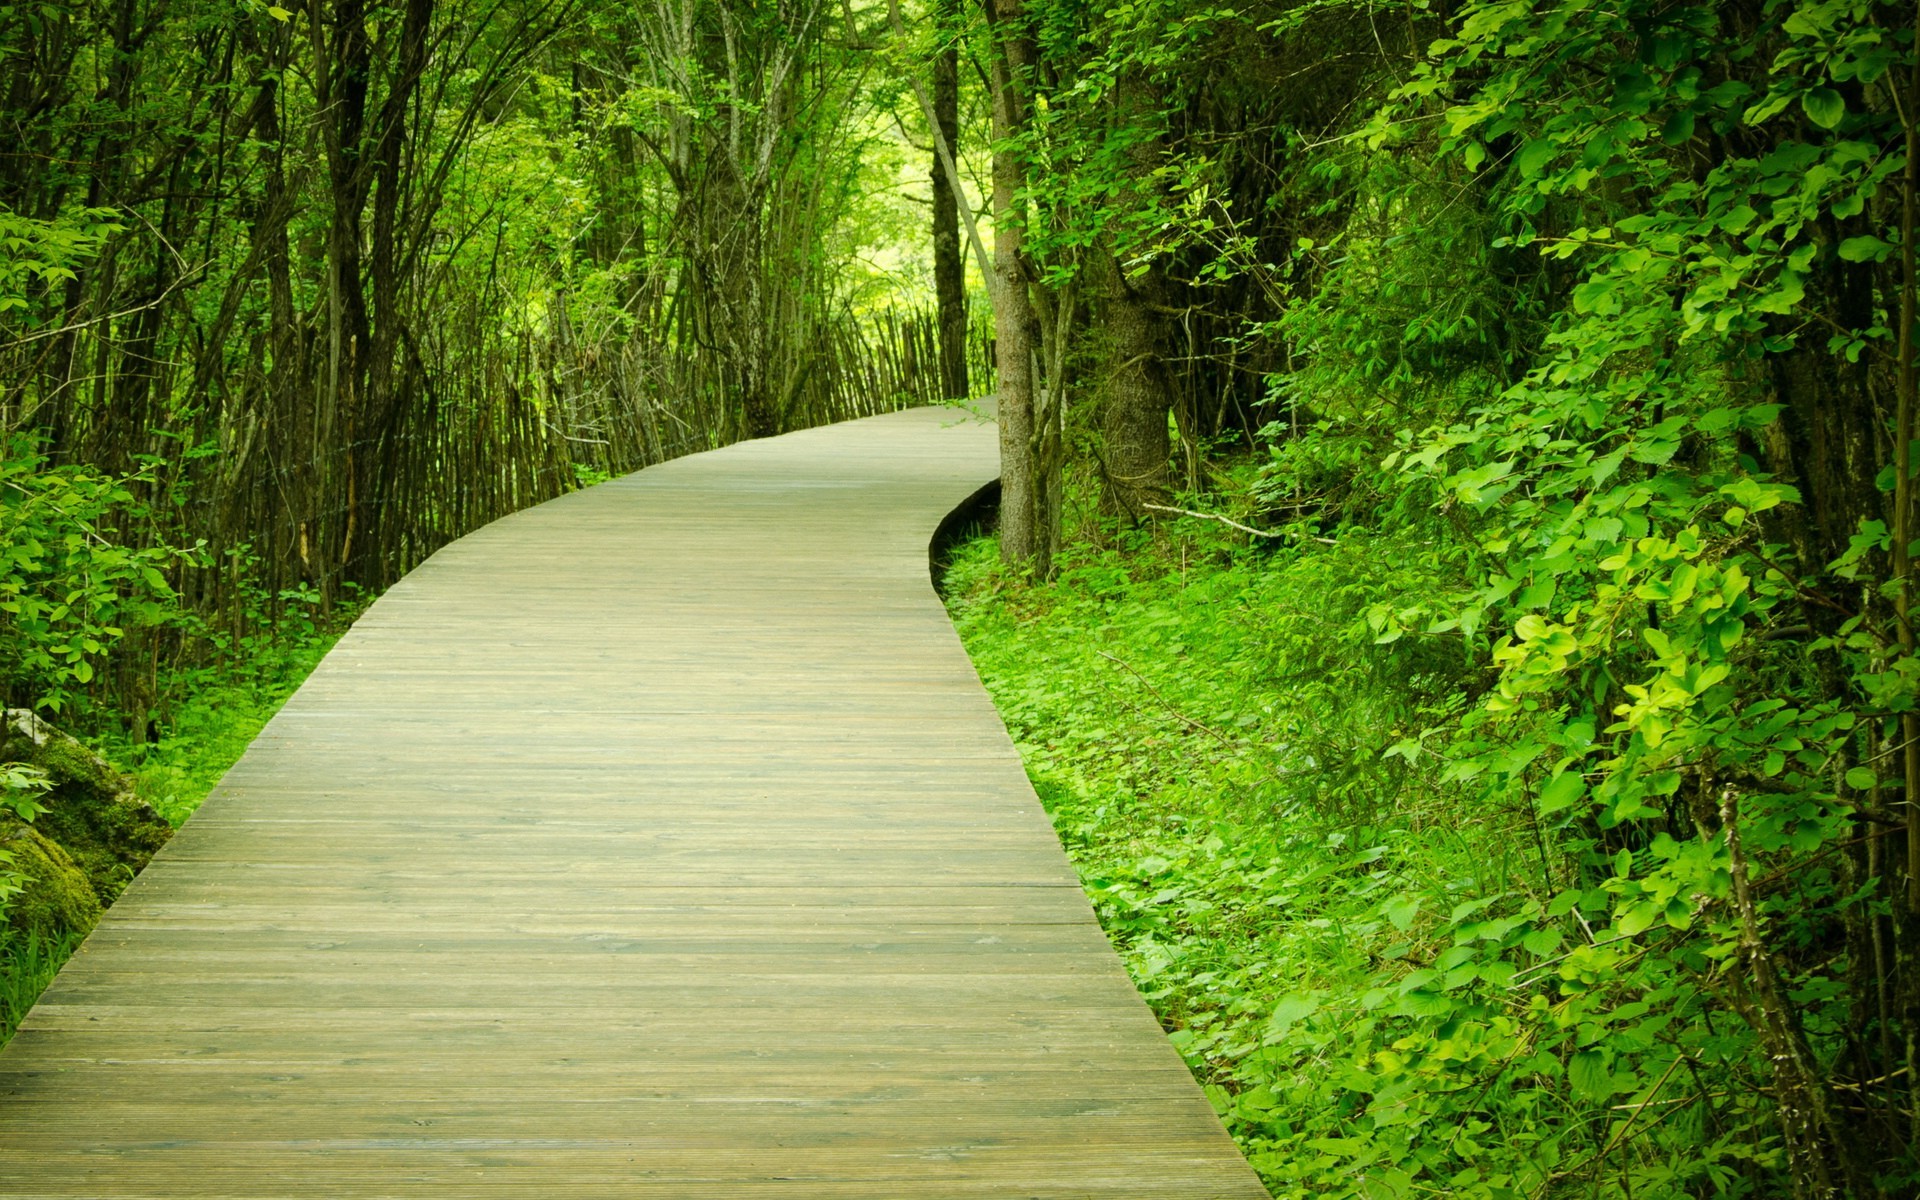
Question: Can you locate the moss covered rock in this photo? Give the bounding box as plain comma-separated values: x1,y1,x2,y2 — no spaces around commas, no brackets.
0,823,102,934
1,710,171,920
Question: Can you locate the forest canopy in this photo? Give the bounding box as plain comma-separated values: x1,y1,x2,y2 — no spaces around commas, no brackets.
4,0,1920,1195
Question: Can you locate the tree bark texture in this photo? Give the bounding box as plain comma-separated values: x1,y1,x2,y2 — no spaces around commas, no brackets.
983,0,1046,575
1098,68,1174,521
1100,251,1173,520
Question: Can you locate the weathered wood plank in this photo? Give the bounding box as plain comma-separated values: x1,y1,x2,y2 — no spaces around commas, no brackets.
0,406,1269,1198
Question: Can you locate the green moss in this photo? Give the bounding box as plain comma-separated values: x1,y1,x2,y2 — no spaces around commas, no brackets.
31,731,123,800
30,796,165,905
1,711,170,906
0,824,101,936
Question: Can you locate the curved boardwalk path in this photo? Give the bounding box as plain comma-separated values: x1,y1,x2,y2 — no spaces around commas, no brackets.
0,406,1268,1198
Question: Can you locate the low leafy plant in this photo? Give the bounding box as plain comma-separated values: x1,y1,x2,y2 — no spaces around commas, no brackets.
98,580,363,827
0,435,189,716
0,205,119,327
0,762,50,931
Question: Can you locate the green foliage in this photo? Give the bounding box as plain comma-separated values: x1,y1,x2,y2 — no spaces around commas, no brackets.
1163,1,1920,1191
0,850,23,932
949,7,1920,1167
0,928,81,1046
0,756,50,925
0,436,187,715
1013,0,1257,281
0,582,355,1046
0,206,119,325
0,763,49,930
0,763,50,823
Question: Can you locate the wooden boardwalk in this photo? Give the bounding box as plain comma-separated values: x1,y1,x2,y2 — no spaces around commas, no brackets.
0,406,1269,1198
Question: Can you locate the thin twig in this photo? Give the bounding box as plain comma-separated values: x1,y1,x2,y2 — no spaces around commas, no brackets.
1142,502,1336,544
1095,649,1239,747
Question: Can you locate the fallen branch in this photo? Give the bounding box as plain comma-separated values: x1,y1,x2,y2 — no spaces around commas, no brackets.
1142,503,1336,545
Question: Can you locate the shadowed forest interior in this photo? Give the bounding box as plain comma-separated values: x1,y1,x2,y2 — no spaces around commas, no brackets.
5,0,1920,1195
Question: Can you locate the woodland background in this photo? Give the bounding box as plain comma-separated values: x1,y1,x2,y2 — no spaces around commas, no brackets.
4,0,1920,1196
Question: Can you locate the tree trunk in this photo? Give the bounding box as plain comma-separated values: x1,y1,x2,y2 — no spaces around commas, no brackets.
1100,250,1172,520
350,0,434,586
931,5,967,400
983,0,1046,575
315,0,375,599
1098,68,1174,520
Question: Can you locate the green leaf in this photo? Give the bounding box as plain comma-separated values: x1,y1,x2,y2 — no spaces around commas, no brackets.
1383,894,1422,932
1753,271,1805,314
1801,87,1845,130
1571,276,1620,315
1396,989,1457,1018
1846,766,1877,790
1538,770,1585,814
1837,236,1893,263
1513,138,1556,178
1267,994,1320,1038
1522,927,1563,956
1664,898,1693,930
1569,1050,1613,1102
1617,901,1658,938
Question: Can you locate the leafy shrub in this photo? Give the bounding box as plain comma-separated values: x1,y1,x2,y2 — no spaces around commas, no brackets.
0,205,118,327
0,437,185,716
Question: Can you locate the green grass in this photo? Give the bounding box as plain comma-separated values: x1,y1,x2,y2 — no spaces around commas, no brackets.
0,928,81,1044
941,524,1465,1192
97,597,361,828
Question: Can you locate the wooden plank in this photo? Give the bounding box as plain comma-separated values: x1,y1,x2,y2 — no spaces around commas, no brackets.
0,406,1268,1198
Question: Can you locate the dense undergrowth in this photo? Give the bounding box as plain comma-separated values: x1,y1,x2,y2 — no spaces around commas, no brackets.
943,477,1811,1199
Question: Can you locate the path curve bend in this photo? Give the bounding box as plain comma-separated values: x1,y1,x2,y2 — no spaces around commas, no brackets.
0,405,1269,1199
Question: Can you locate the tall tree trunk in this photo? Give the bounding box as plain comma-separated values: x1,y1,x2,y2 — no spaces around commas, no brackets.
1099,68,1173,520
48,0,142,460
931,2,966,400
983,0,1048,575
314,0,374,597
350,0,434,585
